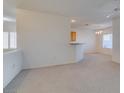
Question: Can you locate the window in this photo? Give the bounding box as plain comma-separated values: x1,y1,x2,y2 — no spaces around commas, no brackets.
3,32,9,49
102,34,112,48
10,32,17,48
3,32,17,49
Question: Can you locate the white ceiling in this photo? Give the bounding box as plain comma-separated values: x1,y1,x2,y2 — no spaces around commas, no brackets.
17,0,119,29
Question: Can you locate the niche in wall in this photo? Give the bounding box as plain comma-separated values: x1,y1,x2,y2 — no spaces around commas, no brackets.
70,32,77,41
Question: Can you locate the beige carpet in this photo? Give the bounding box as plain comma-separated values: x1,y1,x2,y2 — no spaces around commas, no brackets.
4,53,120,93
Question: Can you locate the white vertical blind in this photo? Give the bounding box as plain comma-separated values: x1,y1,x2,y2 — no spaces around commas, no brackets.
3,32,9,49
3,32,17,49
10,32,17,48
103,34,112,48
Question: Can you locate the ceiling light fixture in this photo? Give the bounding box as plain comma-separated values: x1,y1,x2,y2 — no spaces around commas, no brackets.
71,19,76,23
106,15,110,18
95,31,103,35
100,31,103,34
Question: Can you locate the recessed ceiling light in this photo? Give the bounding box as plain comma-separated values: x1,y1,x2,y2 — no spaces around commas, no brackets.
71,19,76,23
106,15,110,18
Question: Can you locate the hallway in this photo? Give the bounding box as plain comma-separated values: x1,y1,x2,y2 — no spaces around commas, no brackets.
4,53,120,93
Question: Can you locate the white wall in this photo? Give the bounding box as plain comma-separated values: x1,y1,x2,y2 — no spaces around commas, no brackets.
17,9,75,69
71,28,96,54
3,22,16,32
112,16,120,63
3,50,23,88
96,27,112,55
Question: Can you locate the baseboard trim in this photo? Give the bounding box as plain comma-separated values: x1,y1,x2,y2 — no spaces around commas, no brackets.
22,61,77,70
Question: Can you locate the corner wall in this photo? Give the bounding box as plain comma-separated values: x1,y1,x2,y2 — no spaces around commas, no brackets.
112,16,120,63
17,9,75,69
